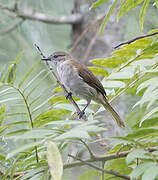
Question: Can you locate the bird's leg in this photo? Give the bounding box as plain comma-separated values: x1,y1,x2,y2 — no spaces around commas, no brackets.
65,92,72,99
78,100,91,119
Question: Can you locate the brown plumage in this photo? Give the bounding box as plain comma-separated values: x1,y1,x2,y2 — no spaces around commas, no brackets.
42,52,125,127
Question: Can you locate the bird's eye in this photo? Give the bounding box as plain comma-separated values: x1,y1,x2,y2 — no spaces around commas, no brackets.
54,55,58,58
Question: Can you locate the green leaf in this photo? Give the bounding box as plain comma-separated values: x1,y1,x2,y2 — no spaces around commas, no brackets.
130,162,156,179
148,29,158,35
127,128,158,138
88,66,108,76
108,71,134,79
90,56,127,68
7,63,17,84
52,86,62,93
0,97,21,104
54,121,104,140
139,0,150,30
155,0,158,8
6,129,54,139
140,117,158,128
122,37,153,49
34,109,70,127
49,96,79,104
100,0,118,35
143,42,158,55
6,140,43,159
102,80,125,88
142,165,158,180
126,149,150,164
113,49,137,57
77,170,100,180
104,158,132,179
89,0,109,9
118,0,144,20
47,141,63,180
20,167,45,180
141,107,158,123
54,129,91,140
23,69,46,92
0,104,5,126
18,59,40,88
7,54,21,84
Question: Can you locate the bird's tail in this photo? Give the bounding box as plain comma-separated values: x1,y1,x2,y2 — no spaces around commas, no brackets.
102,101,125,127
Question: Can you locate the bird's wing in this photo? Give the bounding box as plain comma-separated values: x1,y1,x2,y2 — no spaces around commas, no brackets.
70,60,106,97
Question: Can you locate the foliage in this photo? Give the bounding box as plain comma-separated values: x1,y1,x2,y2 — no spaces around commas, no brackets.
90,0,158,33
0,0,158,179
1,29,158,179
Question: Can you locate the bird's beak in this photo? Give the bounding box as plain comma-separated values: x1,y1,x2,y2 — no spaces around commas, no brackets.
41,57,51,61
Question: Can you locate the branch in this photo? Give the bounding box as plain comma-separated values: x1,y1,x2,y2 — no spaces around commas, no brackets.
64,150,130,169
0,19,25,35
64,147,157,169
68,154,130,180
114,31,158,49
70,15,104,53
0,5,83,25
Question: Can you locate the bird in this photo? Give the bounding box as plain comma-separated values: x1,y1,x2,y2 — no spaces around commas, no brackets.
42,52,125,127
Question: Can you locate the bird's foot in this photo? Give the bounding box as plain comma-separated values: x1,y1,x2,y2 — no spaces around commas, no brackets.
78,110,85,119
65,92,72,99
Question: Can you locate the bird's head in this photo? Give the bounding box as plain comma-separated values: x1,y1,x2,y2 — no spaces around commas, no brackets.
41,52,71,66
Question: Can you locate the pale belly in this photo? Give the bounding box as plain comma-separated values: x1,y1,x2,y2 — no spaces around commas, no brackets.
57,62,97,100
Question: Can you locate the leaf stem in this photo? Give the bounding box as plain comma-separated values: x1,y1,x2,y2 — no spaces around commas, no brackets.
3,84,39,163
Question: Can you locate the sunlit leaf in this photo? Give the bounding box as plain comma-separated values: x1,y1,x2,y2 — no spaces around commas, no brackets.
90,56,128,68
113,49,137,57
47,141,63,180
88,66,108,76
122,37,153,49
49,96,79,104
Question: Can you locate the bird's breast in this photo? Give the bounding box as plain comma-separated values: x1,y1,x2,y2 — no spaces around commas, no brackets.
57,61,97,100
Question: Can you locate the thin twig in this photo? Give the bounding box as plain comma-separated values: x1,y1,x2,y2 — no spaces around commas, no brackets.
70,15,104,53
68,154,130,180
82,27,100,63
0,19,25,35
114,31,158,49
64,150,130,169
80,139,94,158
34,44,86,120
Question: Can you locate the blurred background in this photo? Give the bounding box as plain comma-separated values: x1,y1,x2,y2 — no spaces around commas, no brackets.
0,0,158,179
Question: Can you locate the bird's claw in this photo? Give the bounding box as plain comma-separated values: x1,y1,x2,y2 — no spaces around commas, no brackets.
65,92,72,99
78,110,85,119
